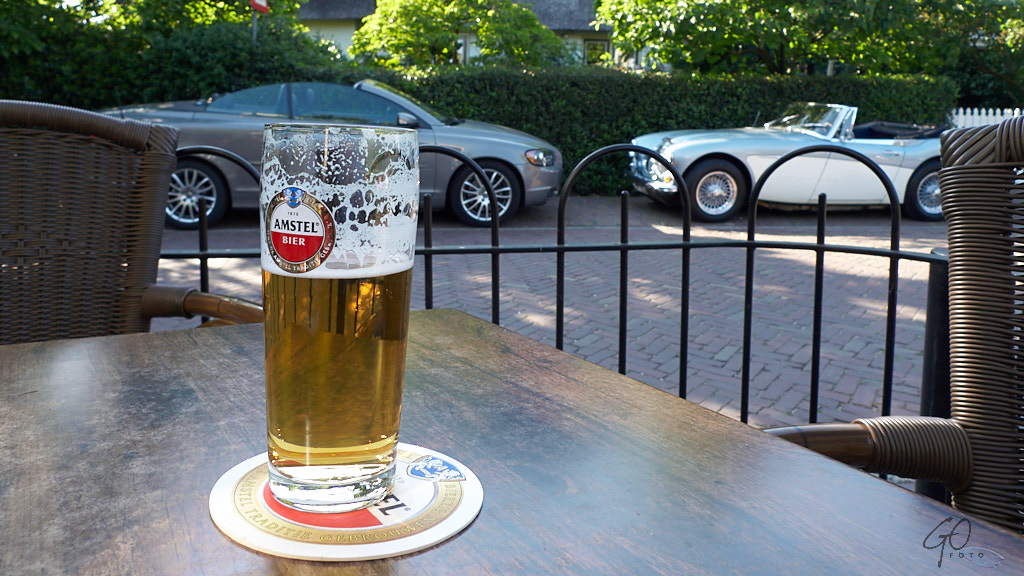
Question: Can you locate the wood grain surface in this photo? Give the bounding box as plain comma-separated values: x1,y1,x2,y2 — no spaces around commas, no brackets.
1,309,1021,575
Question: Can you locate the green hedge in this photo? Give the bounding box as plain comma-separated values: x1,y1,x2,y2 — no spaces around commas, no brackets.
399,67,959,194
1,15,958,194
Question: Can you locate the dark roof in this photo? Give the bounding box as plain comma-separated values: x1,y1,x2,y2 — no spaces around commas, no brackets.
299,0,599,32
520,0,597,31
298,0,376,20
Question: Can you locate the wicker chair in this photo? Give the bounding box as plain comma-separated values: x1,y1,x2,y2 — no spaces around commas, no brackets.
0,100,262,345
768,117,1024,536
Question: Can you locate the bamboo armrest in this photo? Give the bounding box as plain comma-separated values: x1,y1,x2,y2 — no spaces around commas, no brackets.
141,285,263,325
767,423,875,467
767,416,973,493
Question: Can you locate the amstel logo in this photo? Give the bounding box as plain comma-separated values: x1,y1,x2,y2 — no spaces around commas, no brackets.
265,187,335,274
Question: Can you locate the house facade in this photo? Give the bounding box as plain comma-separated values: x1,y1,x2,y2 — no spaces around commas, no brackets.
297,0,617,65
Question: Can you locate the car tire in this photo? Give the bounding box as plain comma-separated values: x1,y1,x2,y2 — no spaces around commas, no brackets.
448,160,521,227
684,159,747,222
902,159,943,221
166,159,229,229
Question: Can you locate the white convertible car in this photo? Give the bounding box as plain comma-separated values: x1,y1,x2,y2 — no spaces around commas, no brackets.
629,102,945,222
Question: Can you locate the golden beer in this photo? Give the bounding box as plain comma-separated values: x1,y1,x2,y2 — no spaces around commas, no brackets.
259,123,418,512
263,268,412,511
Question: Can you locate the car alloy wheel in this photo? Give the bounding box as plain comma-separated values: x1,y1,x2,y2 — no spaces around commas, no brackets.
449,160,521,227
167,159,228,229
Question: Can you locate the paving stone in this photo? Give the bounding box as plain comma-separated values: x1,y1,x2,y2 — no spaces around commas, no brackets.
157,197,948,430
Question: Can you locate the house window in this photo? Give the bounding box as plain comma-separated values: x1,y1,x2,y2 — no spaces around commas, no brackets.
584,40,610,65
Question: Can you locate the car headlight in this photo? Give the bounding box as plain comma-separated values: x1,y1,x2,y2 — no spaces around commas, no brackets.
525,149,556,167
647,157,674,183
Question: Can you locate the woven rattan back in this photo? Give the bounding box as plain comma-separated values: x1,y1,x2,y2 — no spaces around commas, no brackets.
939,117,1024,533
0,100,179,344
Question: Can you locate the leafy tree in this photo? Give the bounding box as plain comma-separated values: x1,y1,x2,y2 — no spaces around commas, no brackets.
132,18,344,103
350,0,571,68
0,0,139,105
594,0,1024,105
470,0,572,66
0,0,340,108
89,0,304,36
917,1,1024,107
594,0,910,74
350,0,462,67
0,0,72,62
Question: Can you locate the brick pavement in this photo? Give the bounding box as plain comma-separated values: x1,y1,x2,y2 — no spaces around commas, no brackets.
156,196,948,430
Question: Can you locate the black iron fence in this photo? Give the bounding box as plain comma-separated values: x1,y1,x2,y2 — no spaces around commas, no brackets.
163,144,951,429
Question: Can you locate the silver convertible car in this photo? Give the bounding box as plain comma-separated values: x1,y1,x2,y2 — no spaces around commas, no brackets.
105,80,563,228
629,102,945,222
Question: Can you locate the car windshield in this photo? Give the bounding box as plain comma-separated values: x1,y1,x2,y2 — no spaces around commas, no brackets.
206,84,288,116
361,80,461,125
764,103,843,137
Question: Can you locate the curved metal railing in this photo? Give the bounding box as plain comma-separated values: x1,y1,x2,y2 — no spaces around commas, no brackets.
161,142,950,431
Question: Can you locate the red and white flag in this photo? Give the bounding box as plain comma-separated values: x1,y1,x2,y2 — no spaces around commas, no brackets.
251,0,269,13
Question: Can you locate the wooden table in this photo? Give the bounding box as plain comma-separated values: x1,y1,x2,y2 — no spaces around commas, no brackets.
2,309,1021,574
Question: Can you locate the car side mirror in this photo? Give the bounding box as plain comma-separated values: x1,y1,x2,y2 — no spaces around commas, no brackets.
397,112,420,128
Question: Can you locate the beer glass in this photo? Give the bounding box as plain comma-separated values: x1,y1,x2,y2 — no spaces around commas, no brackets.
259,124,418,513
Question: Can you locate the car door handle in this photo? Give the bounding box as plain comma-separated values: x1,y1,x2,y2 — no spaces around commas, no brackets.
874,151,903,162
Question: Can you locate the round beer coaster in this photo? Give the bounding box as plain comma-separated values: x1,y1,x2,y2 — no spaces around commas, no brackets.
209,443,483,561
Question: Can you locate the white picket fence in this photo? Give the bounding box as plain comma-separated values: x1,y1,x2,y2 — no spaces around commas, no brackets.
951,107,1023,128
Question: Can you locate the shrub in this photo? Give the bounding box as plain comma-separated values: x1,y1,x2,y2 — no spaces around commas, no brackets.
403,68,958,193
123,19,347,106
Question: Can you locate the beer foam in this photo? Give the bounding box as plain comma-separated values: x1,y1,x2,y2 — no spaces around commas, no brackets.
260,125,419,279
